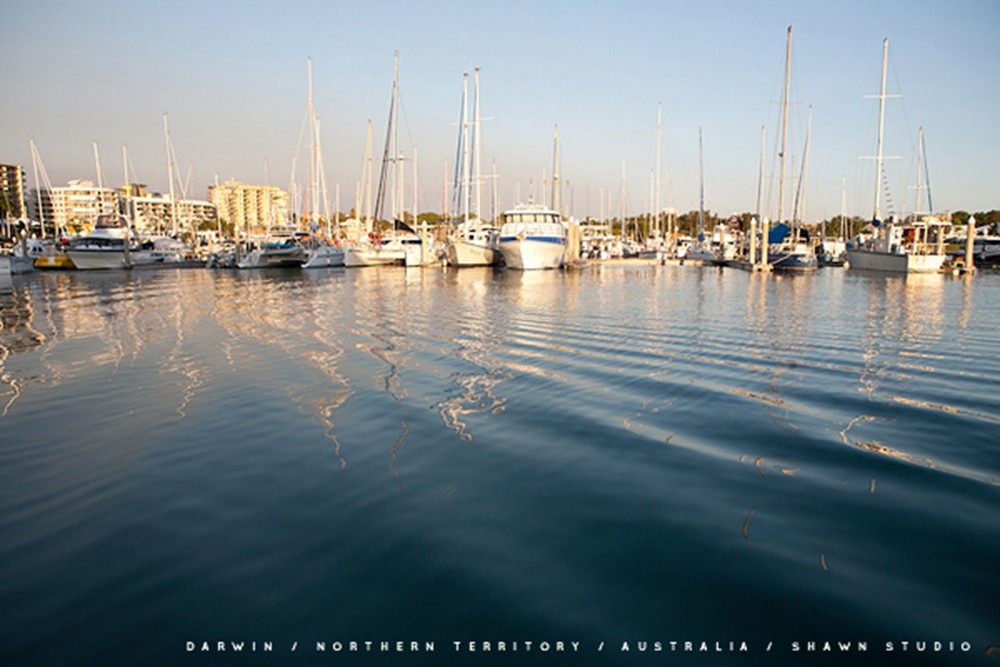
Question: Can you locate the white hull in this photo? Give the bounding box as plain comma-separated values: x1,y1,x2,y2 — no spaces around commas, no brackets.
684,245,719,264
343,245,405,267
845,248,946,274
303,246,345,268
498,238,565,270
66,249,128,270
7,254,36,274
237,246,306,269
446,240,498,267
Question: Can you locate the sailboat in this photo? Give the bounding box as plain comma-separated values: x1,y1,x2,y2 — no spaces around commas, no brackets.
343,51,415,268
845,41,949,274
300,58,344,269
685,127,719,264
445,68,499,267
767,25,817,273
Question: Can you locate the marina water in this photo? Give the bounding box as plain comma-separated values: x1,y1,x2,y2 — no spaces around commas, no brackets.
1,265,998,665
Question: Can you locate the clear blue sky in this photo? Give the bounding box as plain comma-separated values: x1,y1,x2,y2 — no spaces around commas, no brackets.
4,0,998,221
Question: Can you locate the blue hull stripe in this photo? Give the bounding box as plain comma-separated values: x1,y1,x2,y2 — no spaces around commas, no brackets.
499,236,566,245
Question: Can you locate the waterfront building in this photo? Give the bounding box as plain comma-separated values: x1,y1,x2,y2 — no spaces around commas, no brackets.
208,179,289,237
123,188,218,237
1,163,28,220
32,180,118,236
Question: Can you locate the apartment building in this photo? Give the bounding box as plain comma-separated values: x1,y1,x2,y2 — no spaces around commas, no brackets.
1,163,28,220
208,179,289,236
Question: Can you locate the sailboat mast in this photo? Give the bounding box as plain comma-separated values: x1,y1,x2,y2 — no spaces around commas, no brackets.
778,25,792,226
121,144,129,228
30,140,46,238
163,113,178,236
462,72,471,222
915,125,934,214
491,159,498,222
873,37,889,222
473,67,482,221
307,57,319,228
363,120,373,225
755,125,766,226
655,102,662,238
698,127,705,238
792,104,813,228
392,50,400,225
455,72,469,222
840,176,848,242
552,123,560,213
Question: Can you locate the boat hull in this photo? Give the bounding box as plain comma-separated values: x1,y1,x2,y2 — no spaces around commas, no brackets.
7,254,36,274
343,246,405,267
770,251,818,272
845,248,945,273
303,246,345,268
34,254,76,270
66,249,129,270
237,247,307,269
498,237,565,270
446,240,499,267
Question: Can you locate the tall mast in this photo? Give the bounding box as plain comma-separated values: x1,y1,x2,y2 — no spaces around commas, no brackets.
441,160,448,224
698,127,705,239
755,125,766,226
873,38,889,222
792,104,812,227
840,176,848,242
455,72,469,222
121,144,130,227
914,125,934,214
306,56,318,227
552,123,560,212
491,159,498,222
778,24,792,226
392,50,400,224
363,120,373,225
163,113,178,236
412,147,418,228
30,139,47,238
473,67,482,220
655,102,662,238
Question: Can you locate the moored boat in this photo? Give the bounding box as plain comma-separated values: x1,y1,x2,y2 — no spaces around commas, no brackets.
497,205,566,270
237,234,307,269
446,222,499,267
302,242,345,268
846,38,950,274
66,213,133,270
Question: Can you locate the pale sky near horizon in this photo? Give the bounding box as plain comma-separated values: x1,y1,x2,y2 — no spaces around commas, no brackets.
4,0,998,222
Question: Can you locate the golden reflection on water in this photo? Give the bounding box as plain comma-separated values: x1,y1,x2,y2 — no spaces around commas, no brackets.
213,271,354,468
435,268,511,442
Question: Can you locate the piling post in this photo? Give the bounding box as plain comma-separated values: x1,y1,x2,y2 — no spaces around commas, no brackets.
963,215,976,274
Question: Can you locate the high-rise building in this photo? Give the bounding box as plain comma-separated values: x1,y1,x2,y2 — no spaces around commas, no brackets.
208,179,289,236
0,163,28,220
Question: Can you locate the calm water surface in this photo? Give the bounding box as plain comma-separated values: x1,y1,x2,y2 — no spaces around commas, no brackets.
1,265,998,665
